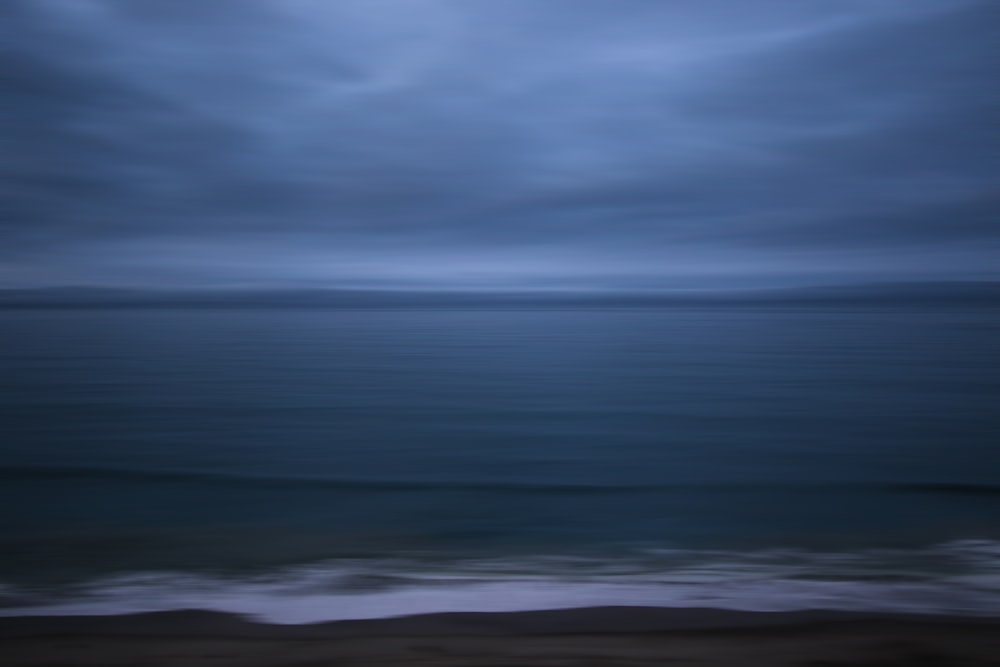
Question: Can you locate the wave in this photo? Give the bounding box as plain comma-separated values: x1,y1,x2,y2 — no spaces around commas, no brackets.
0,464,676,493
3,464,1000,496
1,540,998,623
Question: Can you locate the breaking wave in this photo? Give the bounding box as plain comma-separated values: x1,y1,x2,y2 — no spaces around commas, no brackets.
2,540,998,624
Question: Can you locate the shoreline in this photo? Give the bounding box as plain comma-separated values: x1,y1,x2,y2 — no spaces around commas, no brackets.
3,606,998,666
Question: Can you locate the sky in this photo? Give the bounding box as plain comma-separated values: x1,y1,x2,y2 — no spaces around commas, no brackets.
3,0,997,290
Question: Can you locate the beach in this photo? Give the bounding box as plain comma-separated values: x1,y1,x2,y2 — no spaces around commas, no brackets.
7,0,998,661
3,607,999,666
4,307,998,664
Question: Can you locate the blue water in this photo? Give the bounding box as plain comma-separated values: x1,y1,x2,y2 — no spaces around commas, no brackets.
2,306,999,620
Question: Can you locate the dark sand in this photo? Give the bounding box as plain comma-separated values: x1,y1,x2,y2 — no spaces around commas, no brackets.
2,607,998,666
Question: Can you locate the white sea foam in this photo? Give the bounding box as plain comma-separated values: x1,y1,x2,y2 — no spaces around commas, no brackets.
2,540,998,624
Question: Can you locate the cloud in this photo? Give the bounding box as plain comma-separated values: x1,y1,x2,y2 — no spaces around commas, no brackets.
2,0,996,287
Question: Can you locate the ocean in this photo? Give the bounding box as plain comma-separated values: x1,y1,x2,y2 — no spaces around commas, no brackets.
2,305,998,622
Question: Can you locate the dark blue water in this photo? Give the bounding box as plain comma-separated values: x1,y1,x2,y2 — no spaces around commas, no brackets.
2,306,999,620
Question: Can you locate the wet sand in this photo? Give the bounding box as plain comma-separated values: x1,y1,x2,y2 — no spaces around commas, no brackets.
2,607,998,666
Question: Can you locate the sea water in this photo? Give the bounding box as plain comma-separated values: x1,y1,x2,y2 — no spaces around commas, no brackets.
2,305,998,622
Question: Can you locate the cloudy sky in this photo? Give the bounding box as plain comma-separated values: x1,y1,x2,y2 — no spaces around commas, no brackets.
3,0,996,290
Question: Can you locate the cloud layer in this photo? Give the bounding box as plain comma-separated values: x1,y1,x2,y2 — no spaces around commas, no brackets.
3,0,996,288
